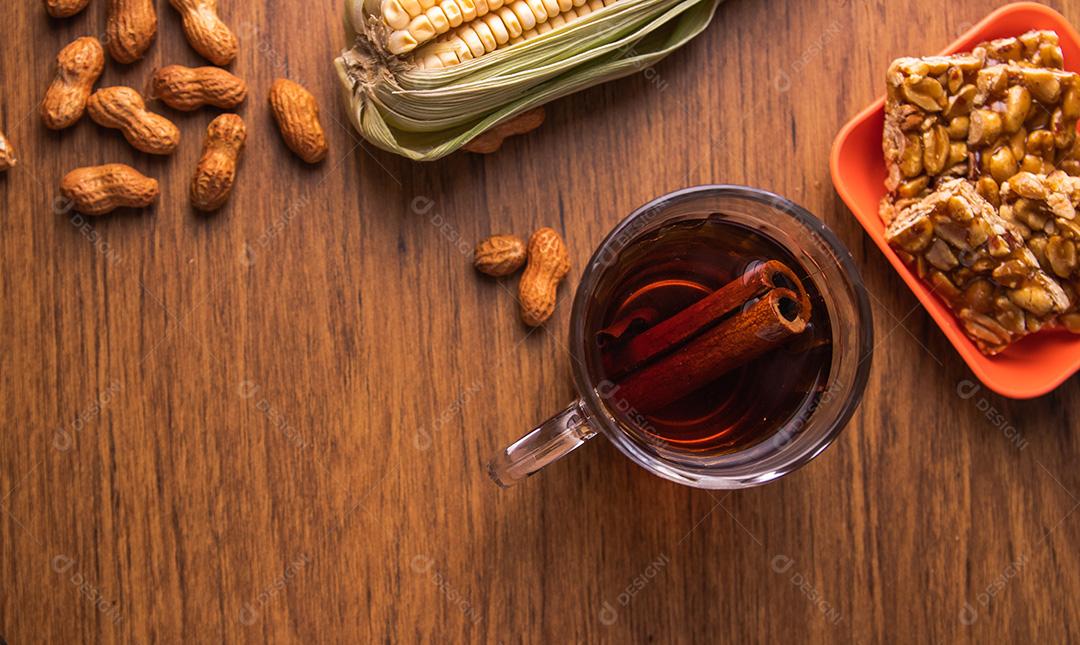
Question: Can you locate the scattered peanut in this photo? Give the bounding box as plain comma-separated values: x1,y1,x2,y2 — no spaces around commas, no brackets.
149,65,247,111
474,235,526,277
88,86,181,155
463,108,546,154
44,0,91,18
41,37,105,130
0,129,16,172
106,0,157,63
168,0,238,66
60,164,159,216
269,79,328,163
518,227,570,327
191,114,246,212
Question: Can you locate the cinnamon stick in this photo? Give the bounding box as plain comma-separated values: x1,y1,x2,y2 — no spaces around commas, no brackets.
610,287,809,415
604,260,810,379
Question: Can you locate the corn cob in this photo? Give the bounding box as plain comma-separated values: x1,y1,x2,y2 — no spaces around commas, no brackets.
412,0,613,67
336,0,722,160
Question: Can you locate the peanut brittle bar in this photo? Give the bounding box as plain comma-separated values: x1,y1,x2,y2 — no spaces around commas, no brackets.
998,170,1080,332
881,31,1080,225
886,178,1071,354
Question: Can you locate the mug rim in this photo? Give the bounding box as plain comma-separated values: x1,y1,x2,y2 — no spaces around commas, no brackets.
568,184,874,488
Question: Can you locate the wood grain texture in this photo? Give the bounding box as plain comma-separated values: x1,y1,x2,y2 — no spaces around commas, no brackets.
3,0,1080,642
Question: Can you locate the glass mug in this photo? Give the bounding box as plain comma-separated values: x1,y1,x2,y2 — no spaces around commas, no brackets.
488,185,874,489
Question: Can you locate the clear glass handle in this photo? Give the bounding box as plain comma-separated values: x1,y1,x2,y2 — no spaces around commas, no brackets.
488,399,597,487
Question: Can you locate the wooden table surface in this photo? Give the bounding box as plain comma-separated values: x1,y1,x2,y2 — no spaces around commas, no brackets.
3,0,1080,642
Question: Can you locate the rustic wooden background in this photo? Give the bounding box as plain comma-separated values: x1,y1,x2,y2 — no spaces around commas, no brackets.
2,0,1079,642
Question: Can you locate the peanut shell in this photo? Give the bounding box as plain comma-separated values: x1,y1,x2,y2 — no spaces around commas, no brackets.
44,0,91,18
149,65,247,111
169,0,238,66
88,87,180,155
269,79,328,164
518,227,570,327
41,37,105,130
474,235,527,277
106,0,157,63
60,164,159,216
191,114,246,212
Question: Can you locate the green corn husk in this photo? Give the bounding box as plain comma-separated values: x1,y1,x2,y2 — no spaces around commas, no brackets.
334,0,721,160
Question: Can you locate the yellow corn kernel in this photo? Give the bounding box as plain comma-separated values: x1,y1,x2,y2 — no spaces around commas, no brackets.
458,0,478,21
407,14,437,41
420,0,438,7
416,46,461,68
450,35,473,59
495,6,523,37
388,30,418,54
539,0,560,17
400,0,423,14
425,5,451,33
458,25,487,56
482,13,510,43
509,0,536,30
471,20,498,50
382,0,413,29
473,0,502,16
525,0,548,23
442,0,464,26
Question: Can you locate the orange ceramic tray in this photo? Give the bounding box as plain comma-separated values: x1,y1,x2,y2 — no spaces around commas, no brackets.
830,2,1080,399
